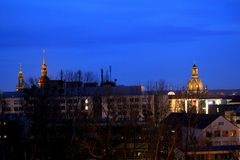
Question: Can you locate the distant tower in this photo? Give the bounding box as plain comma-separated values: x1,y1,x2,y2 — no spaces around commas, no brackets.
187,64,203,95
38,49,49,88
16,64,25,91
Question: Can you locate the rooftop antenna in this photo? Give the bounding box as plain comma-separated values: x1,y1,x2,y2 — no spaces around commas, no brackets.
105,70,109,81
109,65,112,82
60,69,63,81
101,68,104,83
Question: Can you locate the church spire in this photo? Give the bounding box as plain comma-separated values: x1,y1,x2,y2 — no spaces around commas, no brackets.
43,48,46,65
16,64,25,91
19,64,23,73
41,49,47,77
38,49,49,88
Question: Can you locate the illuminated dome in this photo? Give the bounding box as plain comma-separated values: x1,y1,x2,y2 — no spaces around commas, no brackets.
187,64,204,94
168,91,176,96
188,79,203,93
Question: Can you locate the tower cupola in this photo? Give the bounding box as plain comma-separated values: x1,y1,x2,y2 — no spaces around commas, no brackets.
187,64,203,95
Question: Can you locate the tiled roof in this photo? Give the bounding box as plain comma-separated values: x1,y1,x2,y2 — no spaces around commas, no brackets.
64,86,144,96
162,113,220,129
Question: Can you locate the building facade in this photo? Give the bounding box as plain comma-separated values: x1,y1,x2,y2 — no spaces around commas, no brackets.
168,64,227,114
0,51,165,123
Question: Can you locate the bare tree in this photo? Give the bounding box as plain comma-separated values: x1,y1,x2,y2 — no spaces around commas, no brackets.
25,77,38,88
59,69,97,83
84,71,97,83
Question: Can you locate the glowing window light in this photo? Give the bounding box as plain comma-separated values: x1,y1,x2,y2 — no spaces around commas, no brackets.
216,100,221,105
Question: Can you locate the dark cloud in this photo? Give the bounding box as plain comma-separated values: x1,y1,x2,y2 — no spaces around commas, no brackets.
1,0,240,48
0,24,240,49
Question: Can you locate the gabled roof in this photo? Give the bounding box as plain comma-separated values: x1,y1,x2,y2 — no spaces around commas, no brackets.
162,113,220,129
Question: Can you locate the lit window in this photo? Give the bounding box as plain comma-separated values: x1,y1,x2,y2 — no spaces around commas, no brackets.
230,130,236,137
85,99,89,104
137,152,141,157
216,100,221,105
222,131,229,137
192,101,196,107
208,101,213,105
3,135,7,139
85,106,89,111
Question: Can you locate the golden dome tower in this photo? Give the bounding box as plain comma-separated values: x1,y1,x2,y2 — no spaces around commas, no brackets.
38,49,49,88
16,64,25,91
187,64,203,95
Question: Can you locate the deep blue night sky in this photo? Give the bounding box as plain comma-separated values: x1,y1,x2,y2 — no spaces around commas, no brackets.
1,0,240,91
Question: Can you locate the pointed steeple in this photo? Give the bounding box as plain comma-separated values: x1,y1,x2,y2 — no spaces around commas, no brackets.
41,49,47,77
38,49,49,88
42,48,46,65
16,64,25,91
19,64,23,74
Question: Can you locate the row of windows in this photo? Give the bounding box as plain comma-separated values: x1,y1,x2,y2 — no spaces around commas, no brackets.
107,97,152,103
14,100,22,105
3,104,150,111
206,130,237,138
2,107,24,112
3,97,153,107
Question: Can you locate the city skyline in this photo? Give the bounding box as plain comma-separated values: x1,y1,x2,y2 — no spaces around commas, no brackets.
1,0,240,91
